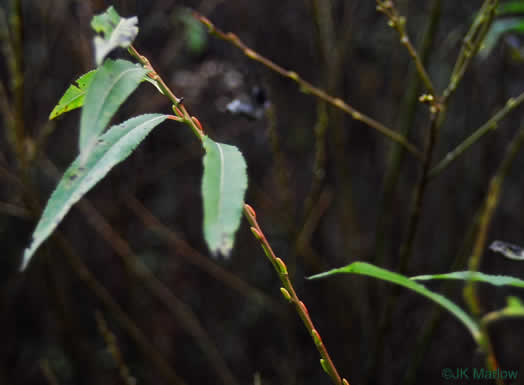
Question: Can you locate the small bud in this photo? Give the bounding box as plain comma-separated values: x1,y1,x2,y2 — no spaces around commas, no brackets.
311,329,322,347
244,48,257,59
244,204,257,219
418,94,434,103
320,358,329,374
250,227,263,240
172,104,183,116
288,71,299,81
275,258,288,275
192,116,204,132
280,287,292,302
343,379,350,385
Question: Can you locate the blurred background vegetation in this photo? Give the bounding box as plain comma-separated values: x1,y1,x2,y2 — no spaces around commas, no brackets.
1,0,524,384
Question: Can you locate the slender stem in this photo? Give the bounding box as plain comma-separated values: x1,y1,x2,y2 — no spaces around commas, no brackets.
127,45,349,385
429,90,524,179
244,204,347,385
95,311,135,385
442,0,499,103
374,0,441,267
56,234,187,385
376,1,436,97
194,13,422,159
369,111,441,379
463,124,524,384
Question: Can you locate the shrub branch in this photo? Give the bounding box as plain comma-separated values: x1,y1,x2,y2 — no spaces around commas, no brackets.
193,13,422,159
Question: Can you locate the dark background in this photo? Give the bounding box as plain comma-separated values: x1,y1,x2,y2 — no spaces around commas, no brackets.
1,0,524,384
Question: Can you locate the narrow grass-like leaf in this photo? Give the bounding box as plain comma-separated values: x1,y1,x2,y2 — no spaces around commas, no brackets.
412,271,524,288
79,59,147,162
22,114,168,270
49,70,97,120
91,6,139,66
201,136,247,257
308,262,481,342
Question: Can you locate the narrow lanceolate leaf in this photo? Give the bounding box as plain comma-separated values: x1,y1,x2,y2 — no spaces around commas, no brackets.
308,262,481,342
21,114,168,270
411,271,524,288
79,59,147,162
91,6,139,66
49,70,97,120
201,136,247,257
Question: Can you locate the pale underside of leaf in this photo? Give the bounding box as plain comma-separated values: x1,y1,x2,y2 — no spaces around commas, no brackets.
91,6,139,66
201,136,247,257
21,114,168,270
79,59,148,163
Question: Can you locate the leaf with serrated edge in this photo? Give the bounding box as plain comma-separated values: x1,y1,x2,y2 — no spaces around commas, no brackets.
201,136,247,257
79,59,147,163
49,70,97,120
21,114,168,270
308,262,481,342
91,6,139,66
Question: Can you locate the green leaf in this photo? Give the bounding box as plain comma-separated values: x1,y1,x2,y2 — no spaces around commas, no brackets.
483,296,524,324
21,114,168,270
411,271,524,288
79,59,147,162
49,70,97,120
308,262,481,342
91,6,139,66
480,18,524,58
497,1,524,16
201,136,247,257
177,8,208,56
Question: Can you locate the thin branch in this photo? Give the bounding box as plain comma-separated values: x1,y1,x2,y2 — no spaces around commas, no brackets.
442,0,499,103
462,124,524,383
95,311,136,385
376,1,436,97
56,233,187,385
244,204,348,385
429,90,524,179
193,13,422,159
126,44,350,385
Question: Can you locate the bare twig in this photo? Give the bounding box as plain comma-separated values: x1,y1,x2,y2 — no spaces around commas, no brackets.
443,0,499,103
462,123,524,383
95,311,136,385
244,204,348,385
194,13,422,158
376,0,436,97
56,233,187,385
429,91,524,179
